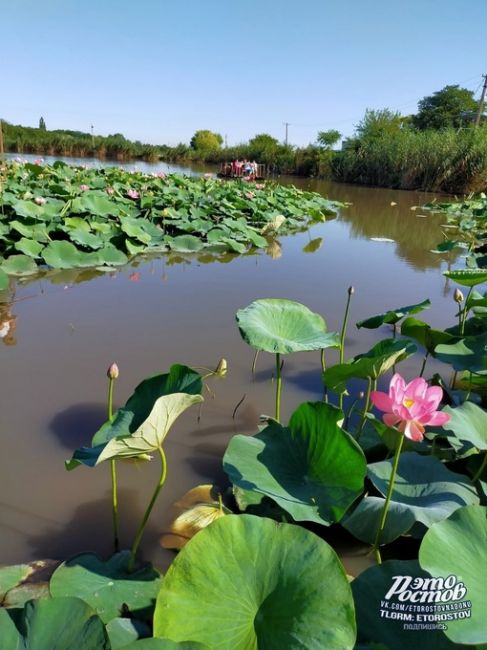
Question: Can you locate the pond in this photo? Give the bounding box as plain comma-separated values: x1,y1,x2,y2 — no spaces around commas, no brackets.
0,154,456,575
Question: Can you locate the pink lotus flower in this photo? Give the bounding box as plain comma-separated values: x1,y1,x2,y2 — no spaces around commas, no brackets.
106,187,114,195
34,197,47,205
79,184,89,191
245,191,255,199
127,189,139,199
255,183,265,190
370,373,450,442
129,272,140,282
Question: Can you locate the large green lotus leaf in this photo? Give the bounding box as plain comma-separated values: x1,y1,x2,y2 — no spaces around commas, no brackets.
324,339,416,393
120,218,152,244
72,192,120,217
368,452,479,529
67,365,202,470
14,237,44,258
68,228,104,250
442,402,487,450
49,552,162,624
97,244,128,266
0,268,9,290
154,514,356,649
419,506,487,645
1,254,38,275
352,560,468,650
96,392,203,463
167,235,204,252
400,317,454,353
356,299,431,329
223,402,366,525
0,596,109,649
435,332,487,372
444,269,487,287
236,298,340,354
106,617,140,648
42,240,82,269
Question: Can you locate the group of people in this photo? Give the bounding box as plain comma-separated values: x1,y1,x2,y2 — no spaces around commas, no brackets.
222,159,259,179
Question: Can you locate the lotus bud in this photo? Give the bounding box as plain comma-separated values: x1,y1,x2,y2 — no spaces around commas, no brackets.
107,362,119,380
348,286,355,295
214,358,228,377
454,288,464,304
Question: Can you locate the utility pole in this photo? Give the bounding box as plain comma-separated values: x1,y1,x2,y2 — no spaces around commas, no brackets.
224,134,228,148
91,124,95,148
283,122,290,146
475,74,487,127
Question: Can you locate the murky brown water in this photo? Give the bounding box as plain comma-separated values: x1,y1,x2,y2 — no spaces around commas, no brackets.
0,157,458,575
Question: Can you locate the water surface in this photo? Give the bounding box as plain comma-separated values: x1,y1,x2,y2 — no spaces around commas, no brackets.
0,157,457,574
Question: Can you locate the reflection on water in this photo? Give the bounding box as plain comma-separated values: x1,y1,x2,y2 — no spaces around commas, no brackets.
0,155,459,573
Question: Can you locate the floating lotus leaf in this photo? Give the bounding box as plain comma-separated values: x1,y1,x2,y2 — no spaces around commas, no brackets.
419,506,487,645
344,449,481,544
42,240,82,269
49,551,162,624
0,563,34,600
324,339,416,393
352,560,467,650
356,299,431,329
154,514,356,649
223,402,366,525
0,596,109,649
1,254,38,275
435,332,487,372
444,269,487,287
442,402,487,450
14,237,44,257
236,298,340,354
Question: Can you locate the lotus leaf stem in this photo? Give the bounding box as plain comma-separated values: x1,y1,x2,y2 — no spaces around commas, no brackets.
275,352,282,421
128,445,167,573
373,434,405,564
472,452,487,484
460,287,473,335
340,289,353,365
419,352,429,377
107,377,120,553
320,349,328,403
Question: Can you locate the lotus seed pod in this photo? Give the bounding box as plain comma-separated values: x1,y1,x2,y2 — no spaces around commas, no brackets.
454,288,464,303
214,358,228,377
107,362,119,379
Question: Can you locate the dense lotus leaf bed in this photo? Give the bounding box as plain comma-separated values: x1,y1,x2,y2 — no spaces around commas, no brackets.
0,160,340,280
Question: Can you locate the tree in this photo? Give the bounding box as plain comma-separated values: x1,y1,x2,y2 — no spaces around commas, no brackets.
413,85,478,130
39,116,46,131
316,129,341,148
190,130,223,151
355,109,403,141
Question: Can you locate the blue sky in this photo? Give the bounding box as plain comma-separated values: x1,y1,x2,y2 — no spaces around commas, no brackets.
3,0,487,146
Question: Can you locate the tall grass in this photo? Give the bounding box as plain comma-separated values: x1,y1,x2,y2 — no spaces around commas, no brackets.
333,125,487,193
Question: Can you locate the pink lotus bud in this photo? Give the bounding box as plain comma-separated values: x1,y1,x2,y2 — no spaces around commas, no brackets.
79,184,89,191
34,197,47,205
127,189,139,199
106,187,114,195
107,363,119,379
245,191,255,199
